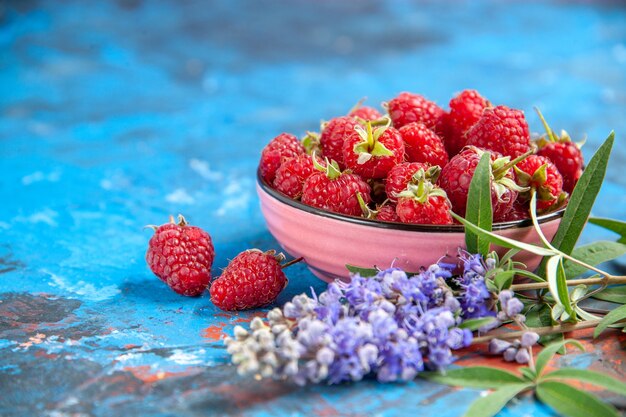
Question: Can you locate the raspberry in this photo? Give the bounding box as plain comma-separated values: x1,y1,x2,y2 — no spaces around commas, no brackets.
465,106,531,158
350,106,383,121
533,109,584,194
438,147,520,221
537,142,582,194
146,215,214,296
274,154,321,199
319,116,359,169
210,249,288,310
441,89,490,156
376,203,400,222
260,133,305,183
398,122,449,167
500,200,530,222
387,92,444,129
342,120,405,179
385,162,430,202
395,172,452,225
515,155,565,212
302,160,371,216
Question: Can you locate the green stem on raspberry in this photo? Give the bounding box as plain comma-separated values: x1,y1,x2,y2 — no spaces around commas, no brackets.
492,148,534,179
281,257,304,269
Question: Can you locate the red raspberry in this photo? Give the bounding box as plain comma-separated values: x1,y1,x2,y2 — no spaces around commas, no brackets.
441,90,490,156
320,116,359,169
342,121,405,179
210,249,288,310
376,203,400,222
146,215,214,296
387,92,444,129
385,162,430,202
515,155,564,212
302,161,371,216
399,122,449,167
537,142,582,194
395,175,453,225
260,133,305,183
274,154,321,199
438,147,519,221
465,106,531,158
350,106,383,121
500,200,530,222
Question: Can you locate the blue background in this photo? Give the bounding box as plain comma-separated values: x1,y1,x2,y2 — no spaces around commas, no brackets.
1,1,625,416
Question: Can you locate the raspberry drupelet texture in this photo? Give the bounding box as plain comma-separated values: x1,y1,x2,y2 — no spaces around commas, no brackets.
342,120,405,179
515,155,565,211
146,215,214,296
210,250,287,311
438,147,520,221
302,170,372,216
350,106,383,121
376,203,400,222
398,122,449,167
465,105,531,158
396,195,453,225
385,162,430,202
274,154,322,199
320,116,360,170
441,89,490,156
260,133,305,183
387,92,445,129
537,142,582,194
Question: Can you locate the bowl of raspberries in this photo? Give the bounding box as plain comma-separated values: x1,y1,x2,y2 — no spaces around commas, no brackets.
257,90,582,282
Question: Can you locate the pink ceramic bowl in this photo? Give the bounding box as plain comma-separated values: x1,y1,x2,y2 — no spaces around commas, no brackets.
257,172,564,283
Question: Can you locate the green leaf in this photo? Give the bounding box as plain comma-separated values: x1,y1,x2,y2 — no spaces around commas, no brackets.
589,217,626,244
513,269,546,283
345,264,378,277
465,153,493,256
535,339,585,376
493,270,516,290
423,366,525,389
461,384,532,417
564,241,626,278
458,317,496,331
519,367,537,382
536,381,620,417
545,132,615,259
592,285,626,304
543,368,626,397
452,213,557,257
546,255,574,317
594,304,626,338
525,305,564,350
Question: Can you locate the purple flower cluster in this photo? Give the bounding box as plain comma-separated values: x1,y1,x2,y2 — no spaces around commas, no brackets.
225,253,546,382
226,255,500,385
455,252,495,320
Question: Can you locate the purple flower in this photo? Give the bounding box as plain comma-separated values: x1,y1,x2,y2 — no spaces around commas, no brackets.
497,290,525,323
489,338,512,354
520,331,540,348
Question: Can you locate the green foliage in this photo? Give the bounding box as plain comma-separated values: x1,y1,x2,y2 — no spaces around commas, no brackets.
564,241,626,278
461,384,531,417
465,153,493,256
593,286,626,304
594,304,626,338
536,381,620,417
345,264,378,277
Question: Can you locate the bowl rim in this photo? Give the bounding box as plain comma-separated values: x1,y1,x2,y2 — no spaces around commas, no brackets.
257,170,566,232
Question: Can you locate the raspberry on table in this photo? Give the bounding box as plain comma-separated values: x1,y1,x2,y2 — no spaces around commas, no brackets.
146,215,214,296
210,249,295,311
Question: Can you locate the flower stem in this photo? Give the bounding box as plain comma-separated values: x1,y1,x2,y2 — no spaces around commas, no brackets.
472,320,602,344
510,276,626,291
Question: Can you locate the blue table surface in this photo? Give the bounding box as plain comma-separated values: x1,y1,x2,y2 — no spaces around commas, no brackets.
1,1,625,416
